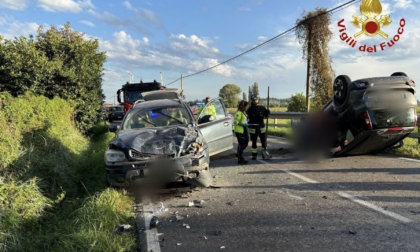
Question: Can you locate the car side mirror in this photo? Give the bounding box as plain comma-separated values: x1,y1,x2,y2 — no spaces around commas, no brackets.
109,124,120,132
198,115,214,124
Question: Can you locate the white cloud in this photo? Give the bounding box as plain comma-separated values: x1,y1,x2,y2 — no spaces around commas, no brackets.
145,1,152,6
79,20,95,27
235,43,249,49
36,0,94,13
0,0,28,10
0,20,39,39
393,0,416,9
257,36,268,41
239,7,251,11
123,1,132,10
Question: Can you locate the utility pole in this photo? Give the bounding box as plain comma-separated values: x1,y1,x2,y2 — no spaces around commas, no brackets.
181,74,183,90
160,72,163,85
114,95,115,105
305,27,312,113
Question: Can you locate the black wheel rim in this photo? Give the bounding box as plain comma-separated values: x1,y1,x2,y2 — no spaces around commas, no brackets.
334,79,344,99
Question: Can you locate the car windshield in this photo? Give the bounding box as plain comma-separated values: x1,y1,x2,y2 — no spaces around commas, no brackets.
111,107,123,112
371,108,416,128
125,90,144,103
122,104,192,130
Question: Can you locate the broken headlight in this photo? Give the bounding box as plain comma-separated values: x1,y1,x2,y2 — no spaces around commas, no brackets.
105,149,126,162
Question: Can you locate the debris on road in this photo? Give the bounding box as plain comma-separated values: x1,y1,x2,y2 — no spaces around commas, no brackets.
322,196,328,199
220,246,226,249
410,211,420,215
177,243,182,246
114,224,132,235
257,191,266,194
151,202,167,214
227,200,239,206
150,216,159,228
183,224,190,229
348,229,357,235
176,215,185,221
214,230,222,236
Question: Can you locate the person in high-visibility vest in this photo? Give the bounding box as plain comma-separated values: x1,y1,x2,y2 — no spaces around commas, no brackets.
247,94,270,160
198,97,217,118
234,100,250,164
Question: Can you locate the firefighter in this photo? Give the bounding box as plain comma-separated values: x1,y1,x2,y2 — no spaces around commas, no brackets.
198,97,217,118
234,100,250,164
247,94,271,160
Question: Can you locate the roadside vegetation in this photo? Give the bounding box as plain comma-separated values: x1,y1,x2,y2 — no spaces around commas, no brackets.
0,92,136,252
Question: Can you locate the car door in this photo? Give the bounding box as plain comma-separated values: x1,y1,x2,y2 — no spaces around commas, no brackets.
197,98,233,156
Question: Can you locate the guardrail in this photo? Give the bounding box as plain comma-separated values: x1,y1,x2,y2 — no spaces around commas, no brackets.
268,112,420,143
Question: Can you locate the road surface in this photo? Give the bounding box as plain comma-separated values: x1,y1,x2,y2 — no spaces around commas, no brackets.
137,138,420,252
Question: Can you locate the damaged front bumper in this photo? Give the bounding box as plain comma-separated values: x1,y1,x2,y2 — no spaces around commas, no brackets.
106,153,212,188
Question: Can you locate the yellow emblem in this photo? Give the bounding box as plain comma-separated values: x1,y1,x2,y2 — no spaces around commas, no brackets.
350,0,392,38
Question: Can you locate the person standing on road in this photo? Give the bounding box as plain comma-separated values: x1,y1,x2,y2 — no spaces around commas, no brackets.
198,97,217,118
247,94,271,160
234,100,250,164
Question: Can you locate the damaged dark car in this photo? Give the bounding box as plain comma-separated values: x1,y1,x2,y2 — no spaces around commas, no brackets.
105,90,233,188
295,72,417,158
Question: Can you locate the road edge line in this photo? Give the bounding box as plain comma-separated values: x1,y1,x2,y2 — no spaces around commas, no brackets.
137,198,162,252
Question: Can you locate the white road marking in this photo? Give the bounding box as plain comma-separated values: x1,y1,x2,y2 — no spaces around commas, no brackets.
142,199,162,252
399,157,420,163
257,159,413,224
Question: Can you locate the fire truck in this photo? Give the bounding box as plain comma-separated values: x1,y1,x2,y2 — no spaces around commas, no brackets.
117,80,185,114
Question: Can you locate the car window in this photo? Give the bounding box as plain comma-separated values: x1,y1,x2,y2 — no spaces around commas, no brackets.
122,105,192,130
371,108,416,129
125,91,144,103
114,107,123,112
198,99,226,123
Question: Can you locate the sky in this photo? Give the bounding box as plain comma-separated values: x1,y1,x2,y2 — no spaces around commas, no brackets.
0,0,419,104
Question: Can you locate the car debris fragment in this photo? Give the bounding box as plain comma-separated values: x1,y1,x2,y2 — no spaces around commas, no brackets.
115,224,132,234
151,202,167,214
348,229,357,235
150,216,159,228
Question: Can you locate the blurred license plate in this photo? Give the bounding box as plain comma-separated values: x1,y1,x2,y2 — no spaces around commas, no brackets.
118,116,122,119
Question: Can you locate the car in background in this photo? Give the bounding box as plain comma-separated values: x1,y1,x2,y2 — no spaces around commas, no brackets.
295,72,417,158
105,106,124,122
105,90,233,188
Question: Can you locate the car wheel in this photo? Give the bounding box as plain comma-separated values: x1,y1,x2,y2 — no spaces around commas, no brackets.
333,75,351,102
391,72,407,77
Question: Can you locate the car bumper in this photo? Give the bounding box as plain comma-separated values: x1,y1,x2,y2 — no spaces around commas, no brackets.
106,153,211,187
110,114,124,120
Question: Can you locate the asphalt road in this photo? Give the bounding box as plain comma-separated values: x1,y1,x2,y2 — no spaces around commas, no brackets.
106,119,420,251
137,137,420,252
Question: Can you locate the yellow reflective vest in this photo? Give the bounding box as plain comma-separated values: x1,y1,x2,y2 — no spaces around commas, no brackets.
233,111,247,134
198,104,217,118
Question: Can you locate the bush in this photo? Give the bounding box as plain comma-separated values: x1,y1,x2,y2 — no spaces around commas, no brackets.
287,93,307,112
0,23,106,134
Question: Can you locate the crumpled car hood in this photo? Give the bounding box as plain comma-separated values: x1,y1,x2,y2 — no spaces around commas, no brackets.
112,125,201,157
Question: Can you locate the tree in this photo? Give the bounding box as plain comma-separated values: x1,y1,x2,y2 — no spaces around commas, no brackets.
251,82,259,97
0,22,106,134
248,86,252,101
296,8,335,111
287,93,307,112
242,92,247,102
219,84,242,108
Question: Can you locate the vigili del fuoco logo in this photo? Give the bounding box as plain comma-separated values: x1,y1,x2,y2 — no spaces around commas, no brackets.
337,0,405,53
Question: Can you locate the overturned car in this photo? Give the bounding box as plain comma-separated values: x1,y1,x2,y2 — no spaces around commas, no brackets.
105,90,233,188
295,72,417,158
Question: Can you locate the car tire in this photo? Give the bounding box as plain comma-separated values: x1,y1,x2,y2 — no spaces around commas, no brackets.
333,75,351,101
333,75,351,112
391,72,407,77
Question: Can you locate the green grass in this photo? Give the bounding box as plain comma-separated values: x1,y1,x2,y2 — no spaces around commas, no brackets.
385,137,420,159
0,92,137,252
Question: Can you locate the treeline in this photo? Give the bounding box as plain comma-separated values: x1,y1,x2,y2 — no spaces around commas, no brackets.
0,22,105,134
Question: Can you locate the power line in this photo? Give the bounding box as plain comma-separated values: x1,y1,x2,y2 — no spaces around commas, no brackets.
166,0,360,87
